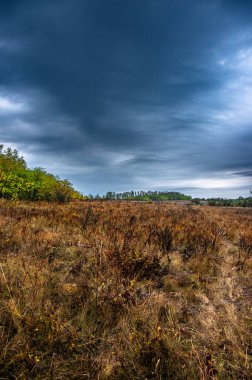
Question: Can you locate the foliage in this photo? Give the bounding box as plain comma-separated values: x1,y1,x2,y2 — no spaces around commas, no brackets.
207,196,252,208
0,144,83,201
103,190,192,201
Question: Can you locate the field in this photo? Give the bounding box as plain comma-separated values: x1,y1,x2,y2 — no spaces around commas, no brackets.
0,200,252,379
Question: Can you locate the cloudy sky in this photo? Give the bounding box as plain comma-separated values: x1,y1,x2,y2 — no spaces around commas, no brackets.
0,0,252,197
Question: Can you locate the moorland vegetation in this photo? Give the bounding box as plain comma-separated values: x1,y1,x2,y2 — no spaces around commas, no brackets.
0,200,251,379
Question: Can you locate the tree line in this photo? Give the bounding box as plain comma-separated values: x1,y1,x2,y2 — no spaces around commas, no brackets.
1,144,251,206
0,145,82,202
207,196,252,208
90,190,192,201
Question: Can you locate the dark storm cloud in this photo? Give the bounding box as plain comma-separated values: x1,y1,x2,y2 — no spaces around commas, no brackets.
0,0,251,195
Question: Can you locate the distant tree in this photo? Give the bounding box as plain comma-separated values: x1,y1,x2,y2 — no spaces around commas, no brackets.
105,192,116,200
100,190,192,201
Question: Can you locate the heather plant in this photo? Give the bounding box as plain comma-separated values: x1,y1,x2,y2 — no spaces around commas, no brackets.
0,201,252,379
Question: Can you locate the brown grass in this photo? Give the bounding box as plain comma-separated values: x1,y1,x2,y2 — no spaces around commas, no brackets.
0,200,252,379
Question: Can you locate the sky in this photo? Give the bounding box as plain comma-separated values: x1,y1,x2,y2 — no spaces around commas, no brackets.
0,0,252,197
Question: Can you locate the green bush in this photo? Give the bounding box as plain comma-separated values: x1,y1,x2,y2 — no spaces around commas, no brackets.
0,144,82,202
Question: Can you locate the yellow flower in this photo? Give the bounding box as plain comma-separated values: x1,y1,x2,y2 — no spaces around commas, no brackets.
130,279,136,287
156,326,162,337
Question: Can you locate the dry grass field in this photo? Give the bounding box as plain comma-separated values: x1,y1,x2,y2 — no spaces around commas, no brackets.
0,200,251,379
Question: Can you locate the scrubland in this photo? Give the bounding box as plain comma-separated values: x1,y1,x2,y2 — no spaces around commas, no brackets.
0,200,251,379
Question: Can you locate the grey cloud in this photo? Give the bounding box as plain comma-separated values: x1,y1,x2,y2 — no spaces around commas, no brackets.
0,0,251,196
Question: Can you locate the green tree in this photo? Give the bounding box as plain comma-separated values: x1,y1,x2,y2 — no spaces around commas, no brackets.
0,145,83,202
